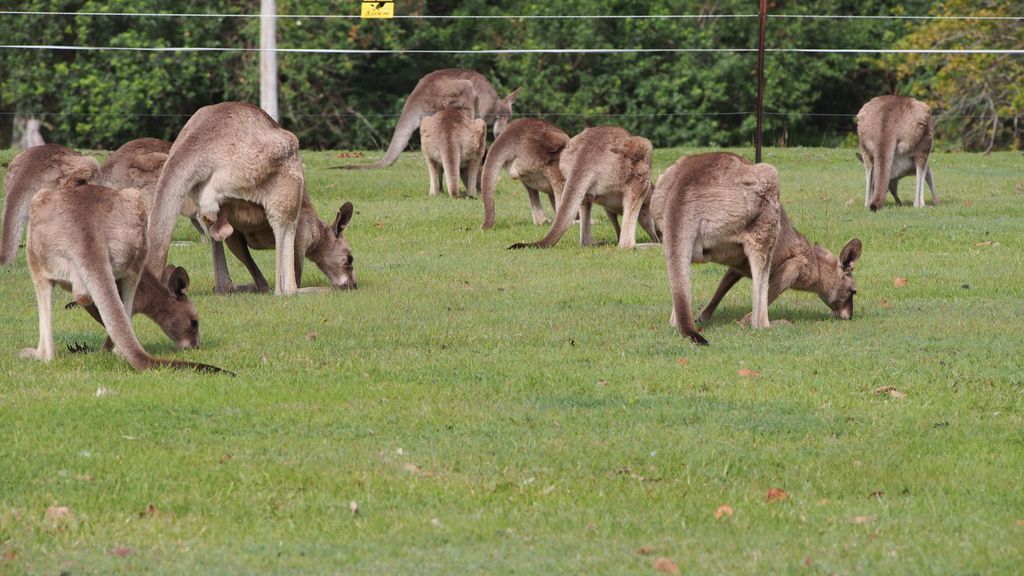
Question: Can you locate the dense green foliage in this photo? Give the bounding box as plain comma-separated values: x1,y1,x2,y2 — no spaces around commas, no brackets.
1,146,1022,572
0,1,1020,151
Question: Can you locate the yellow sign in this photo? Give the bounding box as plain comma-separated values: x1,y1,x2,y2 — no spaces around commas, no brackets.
361,1,395,18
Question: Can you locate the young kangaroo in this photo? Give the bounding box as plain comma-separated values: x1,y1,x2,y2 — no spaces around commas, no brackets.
658,152,862,345
2,144,201,349
341,69,519,170
509,126,659,250
210,195,356,293
146,102,305,295
20,184,225,373
480,118,569,229
857,95,937,211
420,108,487,198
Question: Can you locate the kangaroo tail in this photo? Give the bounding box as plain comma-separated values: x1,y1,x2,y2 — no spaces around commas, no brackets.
662,203,707,345
337,99,425,170
439,138,461,198
869,139,896,212
480,129,519,229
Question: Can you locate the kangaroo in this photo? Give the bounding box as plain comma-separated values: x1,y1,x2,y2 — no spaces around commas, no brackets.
100,137,201,226
509,126,659,250
480,118,569,229
341,69,519,169
658,152,862,345
420,108,487,198
20,184,225,373
2,144,201,349
146,101,304,295
210,195,356,294
856,95,937,211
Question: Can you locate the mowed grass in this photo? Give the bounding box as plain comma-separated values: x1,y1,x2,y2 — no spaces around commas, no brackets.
0,145,1022,574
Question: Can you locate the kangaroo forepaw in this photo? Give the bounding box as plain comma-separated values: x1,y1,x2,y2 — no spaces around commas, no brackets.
67,342,92,354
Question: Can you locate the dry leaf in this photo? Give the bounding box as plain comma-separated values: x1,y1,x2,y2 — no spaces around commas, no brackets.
2,550,16,562
963,199,973,208
336,151,364,158
140,504,158,518
637,545,655,555
374,222,384,230
845,198,855,207
45,506,72,521
596,379,609,387
850,515,876,524
430,517,443,529
765,488,788,503
1015,519,1024,526
653,557,680,574
95,386,109,397
737,369,759,378
349,501,359,516
881,298,892,309
403,463,421,474
873,386,906,399
109,546,134,557
306,330,318,341
219,453,233,464
975,241,994,247
714,504,734,519
893,277,909,288
868,491,885,499
675,357,689,366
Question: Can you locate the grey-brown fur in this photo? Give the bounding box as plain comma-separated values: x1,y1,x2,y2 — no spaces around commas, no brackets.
210,195,356,294
2,144,201,349
420,108,487,198
147,102,304,295
657,152,861,345
856,95,937,211
480,118,569,229
100,137,200,223
20,184,224,373
509,126,658,249
342,69,518,170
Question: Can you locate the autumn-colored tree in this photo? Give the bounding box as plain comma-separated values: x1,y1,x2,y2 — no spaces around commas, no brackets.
895,0,1024,151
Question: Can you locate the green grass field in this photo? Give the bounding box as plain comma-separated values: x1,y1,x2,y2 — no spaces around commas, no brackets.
1,146,1022,574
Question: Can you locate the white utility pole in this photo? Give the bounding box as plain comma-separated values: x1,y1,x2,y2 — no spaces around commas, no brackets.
260,0,278,122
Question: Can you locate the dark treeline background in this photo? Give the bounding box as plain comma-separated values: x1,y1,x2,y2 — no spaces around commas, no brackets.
1,1,1020,151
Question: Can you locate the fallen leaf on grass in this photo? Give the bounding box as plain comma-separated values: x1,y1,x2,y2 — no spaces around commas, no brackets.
893,277,909,288
139,504,158,518
963,199,973,208
109,546,134,557
430,517,443,529
974,241,994,247
880,298,892,308
737,369,759,378
1015,519,1024,527
218,453,233,464
96,386,109,397
653,557,680,574
336,151,364,158
873,386,907,399
765,488,788,503
45,506,72,521
2,550,16,562
403,463,421,474
714,505,734,519
349,501,359,516
374,222,384,230
850,515,877,524
637,545,655,555
675,357,689,366
845,198,855,207
306,330,317,341
868,491,885,499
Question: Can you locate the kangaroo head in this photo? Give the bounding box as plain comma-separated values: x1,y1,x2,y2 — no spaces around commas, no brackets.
158,265,200,349
814,239,862,320
492,87,520,138
314,202,357,290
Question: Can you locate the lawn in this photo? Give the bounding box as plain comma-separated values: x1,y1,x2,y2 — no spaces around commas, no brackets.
1,146,1022,574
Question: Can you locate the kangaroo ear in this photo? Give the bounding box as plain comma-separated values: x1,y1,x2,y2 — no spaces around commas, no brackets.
332,202,354,236
504,87,520,105
840,239,862,271
163,265,191,301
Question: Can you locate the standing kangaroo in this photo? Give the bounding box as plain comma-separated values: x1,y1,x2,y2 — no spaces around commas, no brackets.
20,184,225,373
420,108,487,198
211,195,356,294
480,118,569,230
341,69,519,169
857,95,937,211
658,153,862,345
147,102,304,295
2,144,201,349
509,126,659,250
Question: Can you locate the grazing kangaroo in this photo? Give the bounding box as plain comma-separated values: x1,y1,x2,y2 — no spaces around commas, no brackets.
147,101,304,295
20,184,225,373
2,144,201,349
658,152,862,346
509,126,659,250
100,137,201,225
211,195,356,293
857,95,937,211
341,69,519,169
480,118,569,229
420,108,487,198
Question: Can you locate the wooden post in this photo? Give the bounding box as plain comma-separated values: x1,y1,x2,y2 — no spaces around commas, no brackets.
260,0,278,122
755,0,766,163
